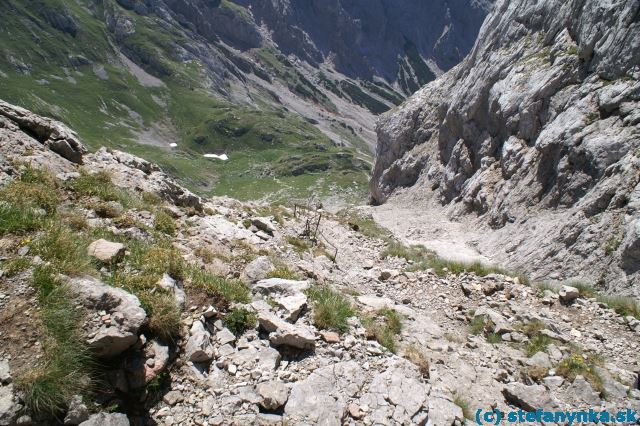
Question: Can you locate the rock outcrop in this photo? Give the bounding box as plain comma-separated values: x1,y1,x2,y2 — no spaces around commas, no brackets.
371,0,640,293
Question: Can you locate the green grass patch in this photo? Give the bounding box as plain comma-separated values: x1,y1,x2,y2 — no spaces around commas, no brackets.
143,293,181,341
596,295,640,319
32,224,94,276
224,307,257,336
154,210,177,236
382,240,522,279
188,268,251,305
453,393,473,421
0,257,31,277
338,209,389,239
362,308,402,353
305,285,355,333
266,265,299,280
17,266,92,417
556,353,604,395
67,171,135,208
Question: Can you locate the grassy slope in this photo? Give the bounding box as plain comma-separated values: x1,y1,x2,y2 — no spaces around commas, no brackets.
0,0,369,202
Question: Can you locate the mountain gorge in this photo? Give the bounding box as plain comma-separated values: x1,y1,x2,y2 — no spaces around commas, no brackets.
372,0,640,294
0,0,490,201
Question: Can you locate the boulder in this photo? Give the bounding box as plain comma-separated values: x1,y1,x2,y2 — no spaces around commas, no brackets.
275,293,307,322
257,381,289,410
566,376,601,405
241,256,274,283
185,321,214,362
0,384,21,426
87,239,125,263
284,362,365,425
79,413,129,426
558,285,580,304
253,278,310,296
67,277,147,358
526,352,552,370
257,312,315,350
156,274,186,308
64,395,89,425
251,217,276,235
502,383,556,411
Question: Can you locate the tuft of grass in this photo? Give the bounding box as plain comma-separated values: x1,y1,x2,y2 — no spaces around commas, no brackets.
68,171,134,207
31,224,93,275
0,204,47,235
556,353,604,394
525,333,553,357
285,236,312,253
596,295,640,319
17,266,92,416
486,332,502,344
224,307,257,336
266,265,299,280
535,282,557,297
569,282,596,298
382,240,522,279
188,268,251,304
469,315,488,335
338,210,389,239
1,257,31,277
453,393,473,421
154,210,177,236
362,308,402,353
404,345,429,377
305,285,355,333
143,293,181,341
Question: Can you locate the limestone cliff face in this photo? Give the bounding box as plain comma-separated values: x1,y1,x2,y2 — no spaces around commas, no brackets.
371,0,640,293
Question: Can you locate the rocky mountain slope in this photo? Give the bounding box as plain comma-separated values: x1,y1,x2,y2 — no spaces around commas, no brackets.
0,0,490,201
371,0,640,294
1,103,640,425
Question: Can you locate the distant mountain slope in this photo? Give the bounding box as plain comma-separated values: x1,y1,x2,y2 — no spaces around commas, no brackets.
0,0,491,200
371,0,640,293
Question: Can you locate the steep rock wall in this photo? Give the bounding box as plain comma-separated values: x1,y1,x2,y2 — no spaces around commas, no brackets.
371,0,640,294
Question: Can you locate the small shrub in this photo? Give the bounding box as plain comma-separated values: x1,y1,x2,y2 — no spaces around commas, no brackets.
603,235,622,256
486,332,502,344
154,210,177,236
141,191,163,206
305,285,354,333
285,236,312,253
224,307,257,336
525,333,553,357
469,315,487,335
194,247,217,263
404,345,429,377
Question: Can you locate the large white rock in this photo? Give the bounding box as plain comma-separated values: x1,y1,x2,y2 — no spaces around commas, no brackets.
185,321,214,362
87,239,125,263
67,277,147,358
